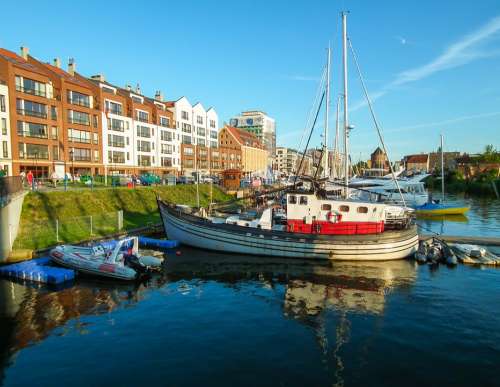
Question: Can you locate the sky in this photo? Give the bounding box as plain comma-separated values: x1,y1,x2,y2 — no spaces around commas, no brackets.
2,0,500,161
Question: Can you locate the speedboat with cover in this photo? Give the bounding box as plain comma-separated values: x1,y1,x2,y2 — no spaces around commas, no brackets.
50,237,161,280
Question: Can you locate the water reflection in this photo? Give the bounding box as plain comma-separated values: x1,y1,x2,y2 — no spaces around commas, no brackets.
0,250,418,385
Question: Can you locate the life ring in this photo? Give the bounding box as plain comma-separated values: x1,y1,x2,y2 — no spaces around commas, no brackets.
327,211,341,223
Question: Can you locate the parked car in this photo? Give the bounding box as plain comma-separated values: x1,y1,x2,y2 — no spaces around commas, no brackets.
178,175,195,184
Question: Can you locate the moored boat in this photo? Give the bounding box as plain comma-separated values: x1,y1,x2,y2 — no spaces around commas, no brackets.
50,237,160,280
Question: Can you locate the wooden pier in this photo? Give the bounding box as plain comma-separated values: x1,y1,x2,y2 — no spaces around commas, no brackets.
420,234,500,246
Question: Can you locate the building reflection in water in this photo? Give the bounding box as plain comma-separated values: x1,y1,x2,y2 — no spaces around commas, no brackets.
0,249,417,386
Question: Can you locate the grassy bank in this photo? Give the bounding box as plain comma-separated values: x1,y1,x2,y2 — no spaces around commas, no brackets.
424,173,499,197
14,185,232,250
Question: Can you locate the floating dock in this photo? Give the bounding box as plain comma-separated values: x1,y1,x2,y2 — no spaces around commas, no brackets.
0,257,75,284
419,234,500,246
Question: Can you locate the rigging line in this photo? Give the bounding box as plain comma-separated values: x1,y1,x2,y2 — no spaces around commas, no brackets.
296,65,327,155
348,37,407,208
294,91,326,185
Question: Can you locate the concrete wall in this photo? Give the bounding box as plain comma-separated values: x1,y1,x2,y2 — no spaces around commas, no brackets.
0,192,26,262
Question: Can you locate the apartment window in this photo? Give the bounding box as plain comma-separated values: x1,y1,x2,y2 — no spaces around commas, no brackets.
136,110,149,123
73,148,91,161
182,135,192,144
184,147,194,155
93,115,98,128
93,133,98,145
160,130,172,142
196,115,203,124
136,125,151,138
199,148,207,157
210,130,218,139
161,143,172,154
108,150,125,164
102,86,115,94
68,128,91,143
94,150,99,161
52,146,60,161
105,100,122,115
67,90,90,107
20,143,49,159
131,96,142,104
51,126,58,140
15,76,47,98
184,159,194,168
197,127,205,136
137,140,151,152
1,118,6,135
0,95,5,112
107,118,125,132
108,134,125,148
16,99,47,118
210,141,218,148
182,123,191,133
160,116,170,127
137,154,151,166
210,119,216,128
51,106,57,120
2,141,8,158
181,111,189,120
198,138,206,147
68,110,90,125
17,121,48,138
161,157,172,167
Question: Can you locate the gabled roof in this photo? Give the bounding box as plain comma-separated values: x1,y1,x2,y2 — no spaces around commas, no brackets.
371,146,385,156
192,102,205,111
406,154,429,163
225,126,265,149
0,48,48,76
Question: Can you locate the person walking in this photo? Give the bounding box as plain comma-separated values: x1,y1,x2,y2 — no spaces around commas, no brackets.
51,170,58,188
26,170,34,190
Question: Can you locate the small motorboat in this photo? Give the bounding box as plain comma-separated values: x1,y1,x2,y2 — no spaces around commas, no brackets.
50,237,162,280
415,202,469,216
450,244,500,266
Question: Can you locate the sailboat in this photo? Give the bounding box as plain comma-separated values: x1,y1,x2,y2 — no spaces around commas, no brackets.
415,134,469,215
157,13,418,261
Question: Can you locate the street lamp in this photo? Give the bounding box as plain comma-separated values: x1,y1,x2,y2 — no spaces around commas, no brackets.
69,149,74,182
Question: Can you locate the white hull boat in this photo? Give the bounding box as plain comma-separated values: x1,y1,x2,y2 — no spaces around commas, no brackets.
158,200,418,261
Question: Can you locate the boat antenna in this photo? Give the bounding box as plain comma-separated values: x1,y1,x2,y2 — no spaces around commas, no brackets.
294,91,326,185
348,37,407,207
324,43,331,179
341,11,350,198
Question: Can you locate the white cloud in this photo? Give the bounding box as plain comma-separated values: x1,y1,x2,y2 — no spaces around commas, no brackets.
352,15,500,111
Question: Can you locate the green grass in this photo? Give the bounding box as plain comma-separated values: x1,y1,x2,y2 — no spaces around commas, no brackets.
14,185,232,250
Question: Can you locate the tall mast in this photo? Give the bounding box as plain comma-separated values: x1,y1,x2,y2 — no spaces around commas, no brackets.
323,44,331,178
441,134,444,203
342,12,349,197
333,95,340,179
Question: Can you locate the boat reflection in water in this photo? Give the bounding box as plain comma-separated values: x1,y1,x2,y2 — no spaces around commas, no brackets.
0,248,418,385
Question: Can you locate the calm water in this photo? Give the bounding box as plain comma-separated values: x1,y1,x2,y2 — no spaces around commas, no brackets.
0,248,499,387
416,193,500,237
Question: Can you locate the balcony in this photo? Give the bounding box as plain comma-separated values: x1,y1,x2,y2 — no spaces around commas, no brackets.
16,85,49,98
68,137,91,144
68,117,90,126
106,108,122,116
17,108,48,119
73,155,91,162
17,130,48,139
68,98,90,108
109,141,125,148
137,146,151,153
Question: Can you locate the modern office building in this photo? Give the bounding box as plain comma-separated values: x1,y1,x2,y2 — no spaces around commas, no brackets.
275,147,298,176
229,110,275,159
0,81,11,175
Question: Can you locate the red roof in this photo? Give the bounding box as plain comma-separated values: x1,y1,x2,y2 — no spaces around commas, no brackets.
225,126,264,149
406,154,429,163
40,63,91,88
0,48,48,76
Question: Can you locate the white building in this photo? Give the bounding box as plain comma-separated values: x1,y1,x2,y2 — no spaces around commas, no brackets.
276,147,298,176
170,96,219,149
229,110,276,158
0,82,11,175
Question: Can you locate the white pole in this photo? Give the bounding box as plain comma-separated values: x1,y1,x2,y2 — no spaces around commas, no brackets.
333,95,341,179
324,44,331,179
441,134,445,203
342,12,349,198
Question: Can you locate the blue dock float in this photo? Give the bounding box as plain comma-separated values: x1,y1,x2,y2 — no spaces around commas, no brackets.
0,257,75,285
100,237,178,250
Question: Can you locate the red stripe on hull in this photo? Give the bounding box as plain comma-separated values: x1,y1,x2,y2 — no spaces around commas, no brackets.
286,219,384,235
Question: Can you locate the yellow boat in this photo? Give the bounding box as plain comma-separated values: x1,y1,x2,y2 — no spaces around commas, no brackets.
415,203,470,216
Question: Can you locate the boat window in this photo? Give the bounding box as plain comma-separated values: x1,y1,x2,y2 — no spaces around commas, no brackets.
357,206,368,214
300,196,308,205
289,195,296,204
339,205,349,212
321,204,332,211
